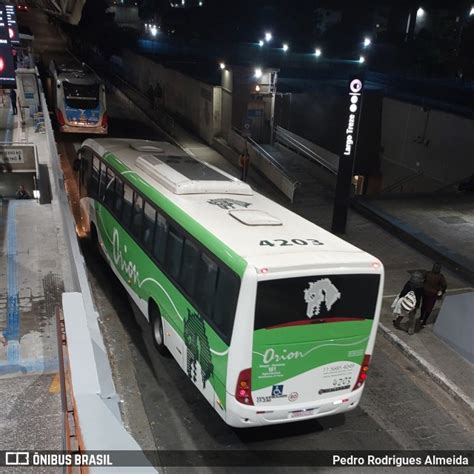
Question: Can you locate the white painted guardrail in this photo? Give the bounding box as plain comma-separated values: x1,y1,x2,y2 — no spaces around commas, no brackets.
41,89,156,472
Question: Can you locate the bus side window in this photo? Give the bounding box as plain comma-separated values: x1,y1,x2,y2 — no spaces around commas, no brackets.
114,178,124,217
98,164,109,200
180,239,199,297
131,193,144,239
104,168,116,208
90,155,100,199
142,202,156,251
121,183,134,229
195,253,218,317
153,213,168,263
213,268,240,341
166,227,184,281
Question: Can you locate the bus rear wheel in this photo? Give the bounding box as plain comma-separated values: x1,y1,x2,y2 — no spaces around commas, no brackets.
90,223,102,258
150,303,168,355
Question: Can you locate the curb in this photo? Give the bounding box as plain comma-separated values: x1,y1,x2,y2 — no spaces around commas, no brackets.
378,322,474,411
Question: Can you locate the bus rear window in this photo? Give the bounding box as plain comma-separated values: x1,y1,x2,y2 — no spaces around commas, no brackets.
64,82,99,109
255,274,380,330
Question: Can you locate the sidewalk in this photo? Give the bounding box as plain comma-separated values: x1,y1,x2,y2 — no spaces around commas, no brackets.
353,196,474,284
0,108,68,463
104,62,474,410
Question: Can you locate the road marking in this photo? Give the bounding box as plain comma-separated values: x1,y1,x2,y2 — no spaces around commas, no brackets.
49,373,60,393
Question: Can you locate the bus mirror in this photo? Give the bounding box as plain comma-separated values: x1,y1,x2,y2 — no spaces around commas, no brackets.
73,158,82,172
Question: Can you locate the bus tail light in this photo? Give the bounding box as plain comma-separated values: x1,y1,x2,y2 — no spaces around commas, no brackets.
101,112,108,129
352,354,370,391
56,110,65,127
235,368,254,405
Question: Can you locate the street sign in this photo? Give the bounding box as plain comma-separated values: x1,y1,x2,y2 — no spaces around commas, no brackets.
331,76,364,234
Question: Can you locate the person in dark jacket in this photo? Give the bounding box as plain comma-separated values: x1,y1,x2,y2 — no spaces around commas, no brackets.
393,271,424,335
420,263,447,327
10,89,17,115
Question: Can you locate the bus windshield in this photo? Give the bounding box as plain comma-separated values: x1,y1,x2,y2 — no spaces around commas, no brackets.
64,82,100,109
255,273,380,330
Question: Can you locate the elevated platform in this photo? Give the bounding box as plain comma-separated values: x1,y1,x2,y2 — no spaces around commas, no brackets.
353,195,474,285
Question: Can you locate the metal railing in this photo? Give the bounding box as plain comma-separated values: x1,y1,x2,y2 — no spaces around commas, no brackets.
275,126,339,175
382,170,423,194
231,128,299,202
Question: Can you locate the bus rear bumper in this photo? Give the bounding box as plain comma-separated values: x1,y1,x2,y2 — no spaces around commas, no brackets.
60,124,108,134
225,388,363,428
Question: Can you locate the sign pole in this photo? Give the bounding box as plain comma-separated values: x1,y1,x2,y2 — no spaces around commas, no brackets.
331,76,364,234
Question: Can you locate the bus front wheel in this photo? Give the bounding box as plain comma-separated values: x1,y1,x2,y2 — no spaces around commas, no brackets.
150,303,168,355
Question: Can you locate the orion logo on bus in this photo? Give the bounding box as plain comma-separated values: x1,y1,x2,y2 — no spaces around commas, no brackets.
112,228,140,285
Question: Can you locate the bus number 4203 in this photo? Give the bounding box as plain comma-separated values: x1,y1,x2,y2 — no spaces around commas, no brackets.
259,238,324,247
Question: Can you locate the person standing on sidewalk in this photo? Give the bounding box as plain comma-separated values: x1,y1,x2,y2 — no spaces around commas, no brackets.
10,88,17,115
239,144,250,182
420,263,447,327
392,271,424,335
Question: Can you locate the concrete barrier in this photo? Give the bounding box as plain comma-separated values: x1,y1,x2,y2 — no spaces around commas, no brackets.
434,291,474,363
41,90,157,472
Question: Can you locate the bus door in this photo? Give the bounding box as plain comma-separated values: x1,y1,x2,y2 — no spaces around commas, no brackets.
250,273,380,407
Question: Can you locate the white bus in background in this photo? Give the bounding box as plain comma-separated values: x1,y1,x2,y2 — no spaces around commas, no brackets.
49,60,107,134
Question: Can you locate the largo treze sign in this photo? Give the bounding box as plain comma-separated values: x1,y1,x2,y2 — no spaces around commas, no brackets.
331,77,364,234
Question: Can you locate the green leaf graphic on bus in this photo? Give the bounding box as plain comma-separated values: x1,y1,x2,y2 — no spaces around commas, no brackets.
184,309,214,389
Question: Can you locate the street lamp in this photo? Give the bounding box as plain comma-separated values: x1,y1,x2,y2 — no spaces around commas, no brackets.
470,7,474,16
359,55,365,63
314,48,322,57
254,67,263,79
219,62,226,70
258,39,264,47
282,43,289,52
417,7,425,18
265,32,272,42
363,37,371,48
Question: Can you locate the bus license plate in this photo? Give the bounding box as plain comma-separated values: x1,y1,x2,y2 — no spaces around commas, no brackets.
290,409,313,419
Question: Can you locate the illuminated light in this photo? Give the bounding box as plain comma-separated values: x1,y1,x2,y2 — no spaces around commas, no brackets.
219,62,226,70
199,1,203,5
359,55,365,63
259,267,268,273
258,39,264,47
314,48,322,57
265,32,272,42
470,7,474,16
282,43,289,52
333,399,343,405
417,7,425,18
363,37,371,47
8,27,14,39
0,57,4,73
255,84,261,92
254,67,263,79
33,190,40,199
151,25,158,36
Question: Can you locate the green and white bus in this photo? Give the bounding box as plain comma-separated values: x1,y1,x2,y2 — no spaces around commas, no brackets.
77,138,384,428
